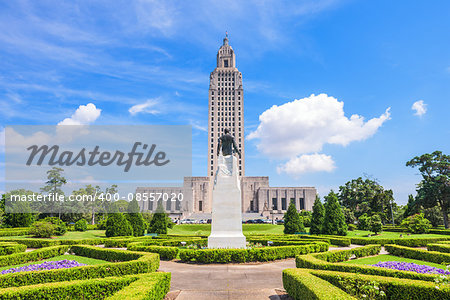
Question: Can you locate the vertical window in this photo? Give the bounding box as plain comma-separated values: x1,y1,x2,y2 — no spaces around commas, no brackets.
199,201,203,211
166,200,171,211
272,198,278,210
281,198,287,210
224,60,228,67
299,198,305,210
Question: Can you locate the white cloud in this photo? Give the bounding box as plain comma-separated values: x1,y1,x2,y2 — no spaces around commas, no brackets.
248,93,391,158
58,103,101,125
128,98,160,115
277,153,336,176
411,100,427,117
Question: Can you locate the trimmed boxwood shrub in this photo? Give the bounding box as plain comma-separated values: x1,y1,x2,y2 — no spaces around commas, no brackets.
0,246,160,289
74,219,88,232
105,272,171,300
283,268,356,300
127,243,179,260
385,244,450,265
0,242,27,256
0,273,170,300
0,245,68,267
295,245,440,282
0,228,31,237
312,268,450,300
350,236,450,247
427,243,450,253
0,238,106,248
179,243,328,263
30,221,56,238
314,245,381,263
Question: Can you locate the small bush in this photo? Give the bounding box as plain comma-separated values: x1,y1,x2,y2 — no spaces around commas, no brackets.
385,244,450,265
43,217,67,235
401,213,432,234
74,219,88,231
369,214,382,234
0,242,27,256
30,221,56,238
357,214,370,231
127,244,179,260
106,213,133,237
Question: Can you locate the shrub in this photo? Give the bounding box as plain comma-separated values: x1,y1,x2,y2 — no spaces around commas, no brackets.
323,191,347,236
385,244,450,265
0,245,68,268
357,214,370,231
314,245,381,263
105,272,171,300
401,213,432,234
3,197,34,227
283,268,356,300
106,213,133,237
43,217,67,235
97,217,107,230
0,228,31,237
310,196,325,235
306,269,450,300
427,243,450,253
30,221,56,238
148,202,169,234
179,243,328,263
0,242,27,256
369,214,382,234
127,244,179,260
126,200,145,237
347,224,356,231
284,202,304,234
74,219,88,231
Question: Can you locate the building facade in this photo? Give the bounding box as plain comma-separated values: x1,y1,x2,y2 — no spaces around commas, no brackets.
137,36,316,219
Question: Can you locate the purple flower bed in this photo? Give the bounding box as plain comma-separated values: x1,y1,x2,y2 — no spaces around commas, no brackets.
1,260,86,275
372,261,450,275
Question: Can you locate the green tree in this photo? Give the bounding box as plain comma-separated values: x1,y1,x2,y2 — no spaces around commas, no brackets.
148,201,169,234
310,196,325,234
74,219,88,231
42,217,67,235
369,214,382,235
30,221,55,238
40,167,67,217
3,190,35,227
72,185,102,225
283,201,304,234
357,214,370,230
403,194,420,218
323,191,347,236
423,206,443,227
406,151,450,228
105,213,133,237
126,199,145,236
338,177,394,222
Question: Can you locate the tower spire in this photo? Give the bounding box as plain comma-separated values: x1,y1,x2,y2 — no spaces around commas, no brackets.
223,31,229,45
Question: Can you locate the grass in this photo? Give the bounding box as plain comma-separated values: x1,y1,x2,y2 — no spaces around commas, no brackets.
346,230,446,239
343,254,448,270
0,254,109,271
1,230,106,240
167,224,285,236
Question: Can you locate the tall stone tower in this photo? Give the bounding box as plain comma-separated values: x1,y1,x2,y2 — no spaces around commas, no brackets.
208,34,245,178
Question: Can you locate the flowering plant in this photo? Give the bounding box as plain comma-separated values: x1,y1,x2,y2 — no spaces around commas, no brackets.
371,261,450,275
1,260,86,275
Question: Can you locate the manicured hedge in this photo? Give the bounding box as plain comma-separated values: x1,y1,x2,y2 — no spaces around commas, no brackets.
127,243,179,260
385,244,450,265
0,227,31,237
103,236,205,248
283,268,356,300
295,245,439,282
105,272,171,300
0,238,106,248
0,273,170,300
350,236,450,247
0,242,27,256
301,235,351,247
312,269,450,300
314,245,381,263
0,245,68,267
427,243,450,253
179,243,328,263
0,246,160,289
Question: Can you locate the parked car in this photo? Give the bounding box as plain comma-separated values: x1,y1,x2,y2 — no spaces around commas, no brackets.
180,218,196,224
199,219,207,224
276,219,284,225
207,219,212,224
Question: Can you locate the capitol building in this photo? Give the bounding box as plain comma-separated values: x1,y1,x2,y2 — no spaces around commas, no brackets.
137,35,316,220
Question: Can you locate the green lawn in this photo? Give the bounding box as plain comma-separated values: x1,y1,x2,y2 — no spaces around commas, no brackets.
167,224,285,236
343,254,447,270
1,230,106,240
346,230,446,239
0,254,108,271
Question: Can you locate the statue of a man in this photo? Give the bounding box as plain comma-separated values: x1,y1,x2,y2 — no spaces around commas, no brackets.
217,128,241,157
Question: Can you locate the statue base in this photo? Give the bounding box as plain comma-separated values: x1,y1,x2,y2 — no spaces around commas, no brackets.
208,155,246,249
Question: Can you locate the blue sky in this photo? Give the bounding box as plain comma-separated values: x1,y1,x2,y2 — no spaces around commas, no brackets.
1,0,449,204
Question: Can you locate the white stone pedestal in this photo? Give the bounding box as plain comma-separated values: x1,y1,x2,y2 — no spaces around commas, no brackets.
208,154,246,249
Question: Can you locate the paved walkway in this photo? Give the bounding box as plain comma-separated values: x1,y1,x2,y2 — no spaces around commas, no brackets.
159,259,295,300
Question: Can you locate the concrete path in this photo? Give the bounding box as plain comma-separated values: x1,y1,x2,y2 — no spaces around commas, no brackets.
159,259,295,300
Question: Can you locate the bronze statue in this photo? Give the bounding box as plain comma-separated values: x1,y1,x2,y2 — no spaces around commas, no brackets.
217,128,241,157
